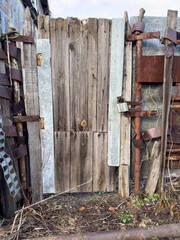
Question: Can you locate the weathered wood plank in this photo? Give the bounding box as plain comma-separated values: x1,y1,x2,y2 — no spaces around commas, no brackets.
145,141,161,196
119,164,129,197
54,132,70,193
69,18,88,131
119,12,132,197
70,132,92,192
23,7,42,201
50,18,70,132
97,19,111,132
37,39,55,193
38,15,50,39
87,18,98,132
158,10,178,192
108,18,125,166
93,132,116,192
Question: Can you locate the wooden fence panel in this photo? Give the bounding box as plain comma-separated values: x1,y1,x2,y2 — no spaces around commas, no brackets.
97,19,111,132
54,132,70,193
69,18,88,131
48,17,116,194
93,132,116,192
70,132,92,192
50,18,70,132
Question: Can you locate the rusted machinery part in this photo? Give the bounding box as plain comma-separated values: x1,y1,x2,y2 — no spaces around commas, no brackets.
29,223,180,240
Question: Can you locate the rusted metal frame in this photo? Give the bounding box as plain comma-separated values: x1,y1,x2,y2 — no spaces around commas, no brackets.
29,223,180,240
13,145,28,159
0,85,12,100
136,56,180,83
158,10,178,191
11,100,25,115
10,41,27,190
125,110,157,117
134,8,145,195
0,73,11,86
10,35,33,43
142,127,161,141
3,126,17,136
3,41,18,59
6,67,23,82
0,48,7,59
13,115,40,122
126,31,160,41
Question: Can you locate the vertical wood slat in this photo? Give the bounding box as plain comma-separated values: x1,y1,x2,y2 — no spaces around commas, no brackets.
97,19,111,132
50,18,70,132
108,18,125,167
38,15,50,39
158,10,178,191
69,18,88,131
119,13,132,197
55,132,70,193
23,7,42,201
87,18,98,132
70,132,92,192
93,132,116,192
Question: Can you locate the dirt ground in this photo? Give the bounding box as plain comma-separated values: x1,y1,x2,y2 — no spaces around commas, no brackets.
0,183,179,240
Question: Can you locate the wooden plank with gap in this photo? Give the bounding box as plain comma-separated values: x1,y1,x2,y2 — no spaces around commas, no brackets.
87,18,98,132
145,140,161,196
119,12,132,198
38,15,50,39
54,132,70,193
23,7,42,201
70,132,92,192
69,18,88,131
97,19,111,132
158,10,178,192
93,132,116,192
50,18,70,132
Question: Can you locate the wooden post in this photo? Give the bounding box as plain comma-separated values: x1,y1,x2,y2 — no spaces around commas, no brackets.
145,140,161,196
23,7,42,201
118,11,132,198
158,10,178,192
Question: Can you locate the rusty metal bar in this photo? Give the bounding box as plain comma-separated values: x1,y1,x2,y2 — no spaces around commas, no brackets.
125,110,157,118
11,35,34,43
134,8,145,195
126,31,160,41
29,223,180,240
13,115,40,122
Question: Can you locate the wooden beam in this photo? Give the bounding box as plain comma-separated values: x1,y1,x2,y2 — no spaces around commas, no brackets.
119,11,132,198
145,140,161,196
23,7,42,202
158,10,178,192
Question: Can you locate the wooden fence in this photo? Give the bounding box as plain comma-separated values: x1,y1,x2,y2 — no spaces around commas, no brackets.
38,17,118,193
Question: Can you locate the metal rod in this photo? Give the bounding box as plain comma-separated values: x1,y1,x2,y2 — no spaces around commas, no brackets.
134,8,145,195
29,223,180,240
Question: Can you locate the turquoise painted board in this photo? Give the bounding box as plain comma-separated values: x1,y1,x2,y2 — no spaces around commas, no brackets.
37,39,55,193
108,18,125,166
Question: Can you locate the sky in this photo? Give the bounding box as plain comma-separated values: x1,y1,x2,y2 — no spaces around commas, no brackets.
48,0,180,19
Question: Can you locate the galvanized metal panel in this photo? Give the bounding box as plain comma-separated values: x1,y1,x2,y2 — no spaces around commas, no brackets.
108,18,125,166
37,39,55,193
